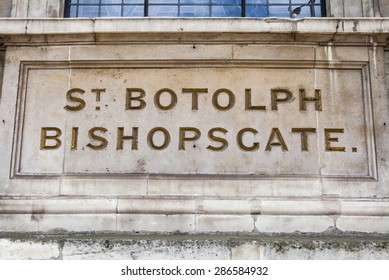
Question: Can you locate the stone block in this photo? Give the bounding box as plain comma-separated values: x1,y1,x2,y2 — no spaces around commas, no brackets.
27,1,47,18
344,0,363,16
341,201,389,216
255,215,334,233
232,45,315,61
196,215,254,232
231,243,261,260
147,179,322,198
0,179,60,196
11,0,29,17
117,214,195,232
315,46,369,62
322,180,378,198
0,1,12,17
69,44,233,61
260,200,341,216
261,241,389,260
380,0,389,16
62,239,230,260
328,0,344,17
0,214,39,232
0,239,60,260
60,178,147,196
199,199,251,214
118,198,196,214
336,216,389,233
38,214,117,232
361,0,374,17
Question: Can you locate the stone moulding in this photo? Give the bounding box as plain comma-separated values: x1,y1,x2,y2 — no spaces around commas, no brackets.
10,60,378,181
0,18,389,45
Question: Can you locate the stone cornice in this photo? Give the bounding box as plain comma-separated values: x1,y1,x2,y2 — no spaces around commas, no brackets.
0,18,388,34
0,18,388,46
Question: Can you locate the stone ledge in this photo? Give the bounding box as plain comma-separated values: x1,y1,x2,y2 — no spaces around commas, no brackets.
0,18,388,36
1,198,389,216
1,213,389,234
1,232,388,260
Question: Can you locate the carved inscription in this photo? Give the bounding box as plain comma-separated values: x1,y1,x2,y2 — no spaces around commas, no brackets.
41,87,345,153
17,67,370,176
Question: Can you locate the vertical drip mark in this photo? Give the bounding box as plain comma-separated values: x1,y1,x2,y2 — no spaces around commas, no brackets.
59,46,73,194
115,197,119,231
314,67,324,195
370,36,378,76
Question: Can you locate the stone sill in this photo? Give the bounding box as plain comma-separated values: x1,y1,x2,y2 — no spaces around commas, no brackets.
0,18,389,36
1,18,389,46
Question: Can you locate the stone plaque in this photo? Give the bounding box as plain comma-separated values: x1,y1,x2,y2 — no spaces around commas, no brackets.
12,62,376,178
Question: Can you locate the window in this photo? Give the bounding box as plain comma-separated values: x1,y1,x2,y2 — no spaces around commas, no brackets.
65,0,326,18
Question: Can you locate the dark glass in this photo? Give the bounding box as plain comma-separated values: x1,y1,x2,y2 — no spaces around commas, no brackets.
66,0,324,18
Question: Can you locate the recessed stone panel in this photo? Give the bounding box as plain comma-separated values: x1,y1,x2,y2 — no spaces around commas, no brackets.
13,62,375,178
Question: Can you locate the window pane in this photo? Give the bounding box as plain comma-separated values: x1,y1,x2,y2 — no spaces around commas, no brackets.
180,5,210,16
315,5,322,16
101,0,122,4
78,5,99,17
212,0,240,4
123,0,144,3
268,5,289,17
69,6,78,17
123,5,145,17
100,5,122,17
79,0,99,4
246,5,267,17
291,0,321,3
246,0,267,4
149,0,179,3
268,0,289,4
212,5,241,17
149,5,178,16
289,4,320,17
181,0,210,4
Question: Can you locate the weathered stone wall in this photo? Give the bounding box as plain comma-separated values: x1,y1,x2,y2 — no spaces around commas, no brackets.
0,48,4,102
0,0,12,17
327,0,380,17
10,0,63,18
1,233,388,260
379,0,389,16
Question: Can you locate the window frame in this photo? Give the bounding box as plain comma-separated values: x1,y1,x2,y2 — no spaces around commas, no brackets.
64,0,327,18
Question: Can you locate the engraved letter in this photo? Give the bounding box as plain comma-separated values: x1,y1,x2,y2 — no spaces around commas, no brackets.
147,127,171,150
126,88,146,110
271,88,293,111
86,127,108,150
299,89,322,111
179,127,201,150
212,88,235,111
117,127,139,150
154,88,177,110
245,89,266,110
324,128,346,152
40,127,62,150
182,88,208,110
237,128,259,151
207,127,228,151
64,88,86,111
92,88,105,102
71,127,78,150
265,128,288,151
291,128,316,151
